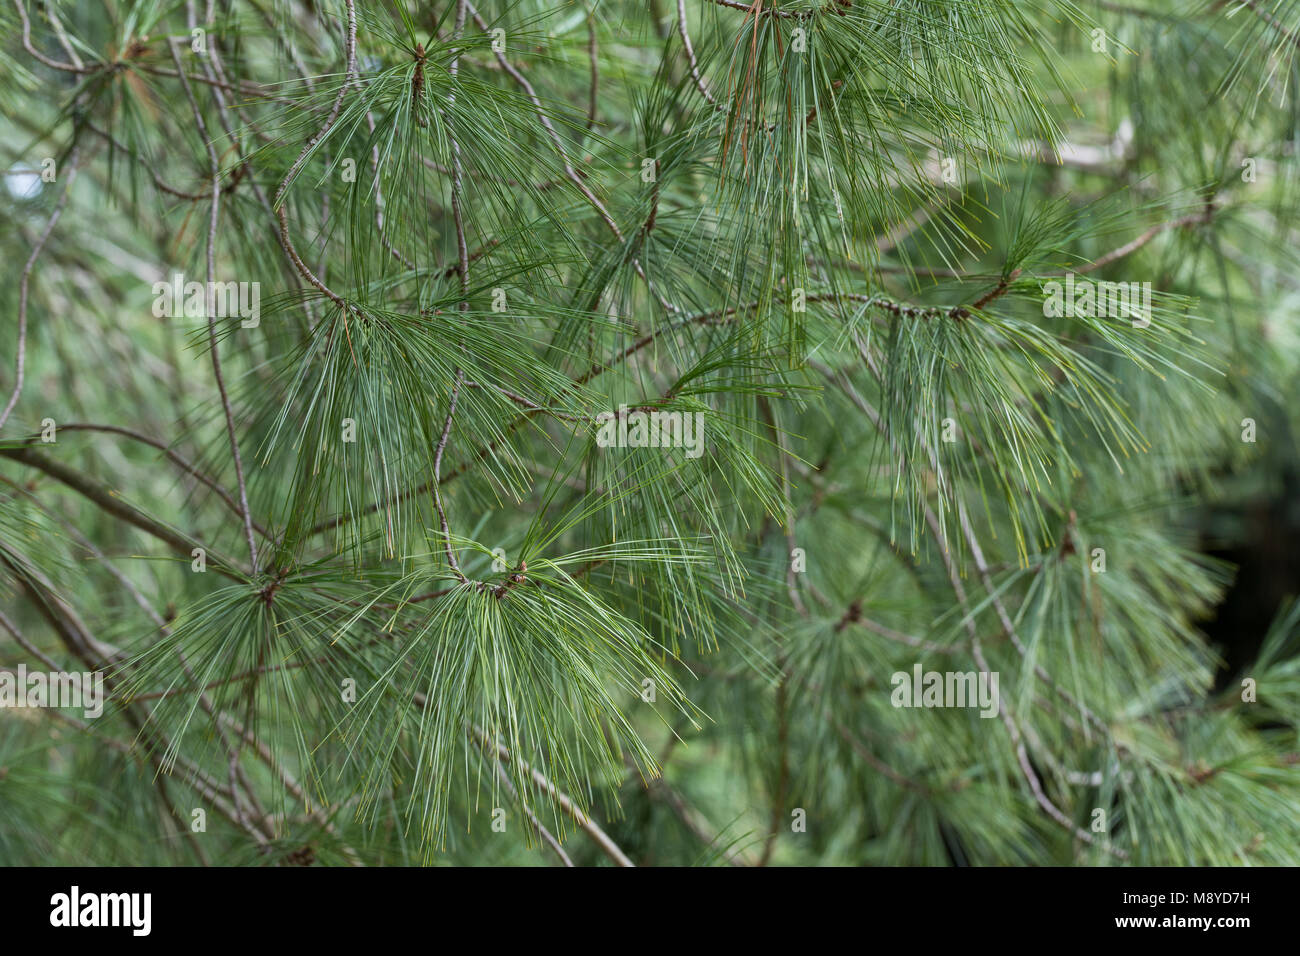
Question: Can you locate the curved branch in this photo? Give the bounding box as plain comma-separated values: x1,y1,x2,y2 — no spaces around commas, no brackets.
0,149,79,432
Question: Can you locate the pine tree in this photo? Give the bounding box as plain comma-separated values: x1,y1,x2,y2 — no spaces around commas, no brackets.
1,0,1299,866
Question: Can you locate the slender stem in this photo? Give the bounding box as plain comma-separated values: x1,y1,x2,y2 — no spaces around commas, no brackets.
11,0,97,72
491,759,575,866
432,0,472,581
0,445,250,579
433,370,466,579
0,149,79,431
468,723,635,867
168,39,259,573
272,0,358,311
33,422,271,538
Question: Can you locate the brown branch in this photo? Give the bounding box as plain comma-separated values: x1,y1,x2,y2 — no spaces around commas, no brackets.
834,721,932,795
1063,205,1217,276
84,123,247,202
1220,0,1300,50
11,0,98,72
271,0,358,312
834,599,959,653
168,39,259,573
0,444,250,579
464,0,678,314
678,0,720,107
585,5,600,134
468,723,635,867
706,0,804,19
491,759,574,866
32,422,271,539
6,555,270,845
0,148,79,431
432,0,472,581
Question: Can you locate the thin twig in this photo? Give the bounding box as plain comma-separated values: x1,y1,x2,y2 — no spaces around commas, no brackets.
491,758,574,866
11,0,97,72
271,0,358,311
0,148,79,431
468,723,635,867
33,422,270,538
0,445,251,579
433,0,472,581
168,39,259,573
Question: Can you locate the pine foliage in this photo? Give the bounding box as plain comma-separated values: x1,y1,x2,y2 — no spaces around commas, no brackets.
1,0,1300,865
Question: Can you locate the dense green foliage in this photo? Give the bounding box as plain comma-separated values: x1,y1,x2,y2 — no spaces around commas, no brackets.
2,0,1300,866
